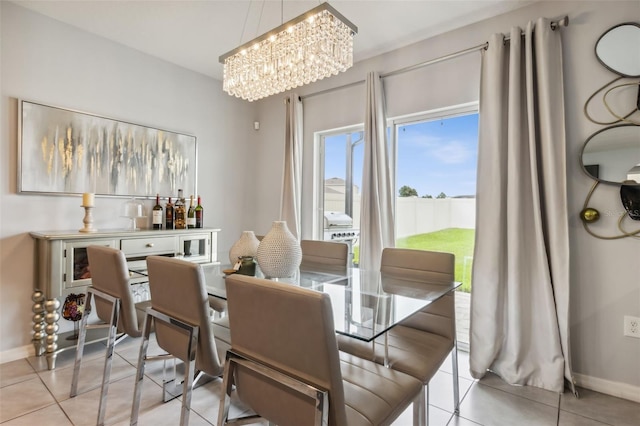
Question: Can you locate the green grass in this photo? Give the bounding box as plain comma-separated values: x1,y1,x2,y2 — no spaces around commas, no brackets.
353,227,475,293
397,228,475,292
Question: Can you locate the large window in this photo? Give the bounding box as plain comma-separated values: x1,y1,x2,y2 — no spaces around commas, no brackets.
315,104,479,349
391,104,478,294
315,105,478,286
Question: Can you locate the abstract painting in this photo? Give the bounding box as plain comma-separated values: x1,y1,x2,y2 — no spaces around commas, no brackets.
19,100,197,198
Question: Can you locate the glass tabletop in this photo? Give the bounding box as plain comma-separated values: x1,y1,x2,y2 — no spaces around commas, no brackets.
202,264,460,342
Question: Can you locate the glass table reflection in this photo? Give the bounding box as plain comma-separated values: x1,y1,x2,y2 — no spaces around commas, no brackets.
203,265,460,343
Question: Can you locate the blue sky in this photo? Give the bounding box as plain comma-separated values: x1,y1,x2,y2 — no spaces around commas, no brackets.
396,113,478,197
324,113,479,198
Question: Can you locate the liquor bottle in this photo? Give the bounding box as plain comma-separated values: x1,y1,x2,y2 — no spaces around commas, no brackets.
195,195,203,228
165,197,174,230
187,195,196,228
174,189,186,229
152,194,163,230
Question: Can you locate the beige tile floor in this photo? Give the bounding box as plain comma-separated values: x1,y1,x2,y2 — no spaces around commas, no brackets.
1,336,639,426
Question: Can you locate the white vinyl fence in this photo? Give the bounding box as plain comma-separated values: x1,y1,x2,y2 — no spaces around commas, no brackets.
395,197,476,238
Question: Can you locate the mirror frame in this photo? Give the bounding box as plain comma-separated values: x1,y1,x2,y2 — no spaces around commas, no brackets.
580,123,640,186
595,22,640,78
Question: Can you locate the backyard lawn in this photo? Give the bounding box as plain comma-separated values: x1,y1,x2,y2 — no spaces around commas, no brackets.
354,227,475,292
397,228,474,292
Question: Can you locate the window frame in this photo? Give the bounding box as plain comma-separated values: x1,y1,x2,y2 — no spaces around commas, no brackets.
312,101,479,240
312,124,364,240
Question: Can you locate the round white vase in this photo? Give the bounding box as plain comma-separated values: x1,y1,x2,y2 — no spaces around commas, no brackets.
256,221,302,278
229,231,260,264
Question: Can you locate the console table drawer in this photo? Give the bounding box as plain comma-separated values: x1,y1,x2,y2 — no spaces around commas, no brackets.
121,236,176,256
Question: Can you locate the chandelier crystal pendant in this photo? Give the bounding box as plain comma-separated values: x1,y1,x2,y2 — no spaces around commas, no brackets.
219,2,357,102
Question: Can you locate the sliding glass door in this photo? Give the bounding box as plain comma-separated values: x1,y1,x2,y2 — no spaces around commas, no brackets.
391,104,478,349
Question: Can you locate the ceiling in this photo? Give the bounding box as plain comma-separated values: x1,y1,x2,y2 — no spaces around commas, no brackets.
14,0,537,81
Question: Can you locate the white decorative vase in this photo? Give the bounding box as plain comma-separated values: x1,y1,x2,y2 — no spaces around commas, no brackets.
256,221,302,278
229,231,260,264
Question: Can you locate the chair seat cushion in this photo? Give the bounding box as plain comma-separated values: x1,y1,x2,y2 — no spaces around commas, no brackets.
337,326,453,384
339,352,423,426
208,295,228,313
212,316,231,343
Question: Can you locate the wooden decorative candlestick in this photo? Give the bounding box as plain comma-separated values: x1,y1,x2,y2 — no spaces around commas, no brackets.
80,193,97,233
79,205,97,233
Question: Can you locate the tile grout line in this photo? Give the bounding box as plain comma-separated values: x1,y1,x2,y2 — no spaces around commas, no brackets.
6,346,637,426
475,379,562,409
449,380,485,426
0,375,60,424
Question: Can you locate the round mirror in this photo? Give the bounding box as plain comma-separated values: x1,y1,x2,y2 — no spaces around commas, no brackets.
595,22,640,77
581,124,640,185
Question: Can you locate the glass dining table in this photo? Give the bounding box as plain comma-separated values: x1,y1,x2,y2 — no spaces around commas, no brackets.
202,264,461,346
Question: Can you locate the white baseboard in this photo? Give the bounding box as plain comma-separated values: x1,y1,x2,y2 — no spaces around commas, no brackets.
0,344,35,365
573,373,640,403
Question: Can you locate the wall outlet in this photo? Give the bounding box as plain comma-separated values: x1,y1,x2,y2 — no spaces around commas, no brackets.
624,316,640,338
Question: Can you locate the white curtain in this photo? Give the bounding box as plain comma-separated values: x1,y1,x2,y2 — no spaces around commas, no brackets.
470,19,575,394
359,72,395,271
281,94,303,239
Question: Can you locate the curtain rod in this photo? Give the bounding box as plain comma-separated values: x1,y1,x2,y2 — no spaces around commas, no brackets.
301,15,569,101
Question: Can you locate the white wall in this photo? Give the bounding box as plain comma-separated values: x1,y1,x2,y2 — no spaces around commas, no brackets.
0,2,258,356
252,1,640,398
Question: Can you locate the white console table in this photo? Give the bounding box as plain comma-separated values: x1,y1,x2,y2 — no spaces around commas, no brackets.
30,228,220,369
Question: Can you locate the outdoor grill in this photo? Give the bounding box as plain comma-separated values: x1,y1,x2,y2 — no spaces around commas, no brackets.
323,211,359,242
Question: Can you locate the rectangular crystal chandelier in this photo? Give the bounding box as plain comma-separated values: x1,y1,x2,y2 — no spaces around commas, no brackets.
219,2,357,102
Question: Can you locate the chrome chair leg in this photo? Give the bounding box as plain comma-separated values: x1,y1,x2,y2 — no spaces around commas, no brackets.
130,308,198,426
413,385,426,426
217,354,235,426
69,287,122,426
452,339,460,414
178,321,199,426
426,385,430,425
130,313,153,426
163,367,206,403
97,294,121,426
161,358,180,402
70,288,93,398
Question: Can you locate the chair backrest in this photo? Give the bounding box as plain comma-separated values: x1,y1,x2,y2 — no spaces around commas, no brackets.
380,248,455,339
86,245,141,337
380,248,454,282
146,256,223,377
225,274,347,426
300,240,349,273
